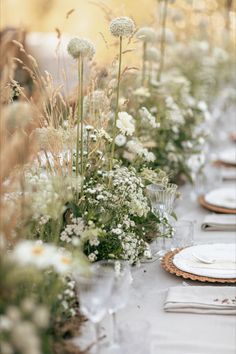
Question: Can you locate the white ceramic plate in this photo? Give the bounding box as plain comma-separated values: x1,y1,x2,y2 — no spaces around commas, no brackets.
218,148,236,165
204,187,236,209
173,244,236,279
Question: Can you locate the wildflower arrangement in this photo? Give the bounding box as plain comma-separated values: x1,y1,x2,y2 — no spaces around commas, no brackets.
0,2,235,352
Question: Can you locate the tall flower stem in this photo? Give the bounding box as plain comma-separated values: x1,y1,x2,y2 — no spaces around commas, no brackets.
109,35,123,172
80,57,84,193
76,54,84,199
157,0,168,82
75,55,81,180
141,41,147,86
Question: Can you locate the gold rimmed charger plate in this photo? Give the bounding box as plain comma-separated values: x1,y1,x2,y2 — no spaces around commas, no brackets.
198,195,236,214
161,249,236,283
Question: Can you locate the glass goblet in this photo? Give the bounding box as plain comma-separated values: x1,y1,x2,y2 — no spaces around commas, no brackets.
146,183,177,258
95,260,131,351
74,264,115,353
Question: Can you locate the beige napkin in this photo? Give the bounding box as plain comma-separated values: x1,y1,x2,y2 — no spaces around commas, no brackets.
164,286,236,315
201,214,236,231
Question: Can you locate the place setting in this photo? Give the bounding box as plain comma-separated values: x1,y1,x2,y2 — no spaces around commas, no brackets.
198,186,236,214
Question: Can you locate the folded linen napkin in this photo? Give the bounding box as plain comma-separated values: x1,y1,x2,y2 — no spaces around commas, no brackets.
164,286,236,315
221,168,236,181
201,214,236,231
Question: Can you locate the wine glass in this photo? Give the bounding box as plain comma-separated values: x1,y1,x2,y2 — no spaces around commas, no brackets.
74,263,115,353
146,183,177,258
94,260,132,353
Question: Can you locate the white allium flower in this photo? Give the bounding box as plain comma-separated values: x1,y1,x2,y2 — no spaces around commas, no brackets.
115,134,126,147
67,37,95,59
116,112,135,136
136,27,157,43
146,47,159,61
110,17,135,37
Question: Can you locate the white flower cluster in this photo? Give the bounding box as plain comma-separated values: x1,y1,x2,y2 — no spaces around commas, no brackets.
139,107,160,128
60,216,85,243
110,17,135,37
58,279,77,317
11,240,77,274
126,139,156,162
165,96,184,124
26,173,75,221
67,37,95,59
109,166,150,217
136,27,157,43
0,300,49,354
116,111,135,136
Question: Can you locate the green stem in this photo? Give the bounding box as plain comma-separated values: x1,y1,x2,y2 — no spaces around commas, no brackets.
75,55,81,180
80,57,84,195
142,41,147,86
110,36,123,172
157,0,168,82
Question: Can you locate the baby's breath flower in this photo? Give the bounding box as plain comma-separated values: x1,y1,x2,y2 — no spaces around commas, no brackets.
136,27,157,43
67,37,95,59
110,17,135,37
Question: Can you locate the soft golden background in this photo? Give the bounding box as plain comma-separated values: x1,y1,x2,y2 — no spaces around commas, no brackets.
1,0,235,62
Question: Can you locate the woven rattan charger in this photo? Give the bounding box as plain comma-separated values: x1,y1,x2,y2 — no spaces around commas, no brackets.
161,248,236,284
198,195,236,214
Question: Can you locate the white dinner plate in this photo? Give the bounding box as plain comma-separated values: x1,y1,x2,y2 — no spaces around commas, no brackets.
173,244,236,279
204,187,236,209
218,148,236,165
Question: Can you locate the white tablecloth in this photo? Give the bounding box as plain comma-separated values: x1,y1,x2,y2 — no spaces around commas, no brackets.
76,182,236,354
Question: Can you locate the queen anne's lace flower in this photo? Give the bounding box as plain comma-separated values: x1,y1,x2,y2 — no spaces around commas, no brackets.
136,27,157,43
116,112,135,136
110,17,135,37
67,37,95,59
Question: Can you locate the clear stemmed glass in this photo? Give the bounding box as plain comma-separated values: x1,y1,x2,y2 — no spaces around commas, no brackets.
95,260,131,353
74,263,115,353
146,183,177,258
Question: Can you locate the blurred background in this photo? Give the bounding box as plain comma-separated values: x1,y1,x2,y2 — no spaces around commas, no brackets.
1,0,236,63
1,0,235,95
